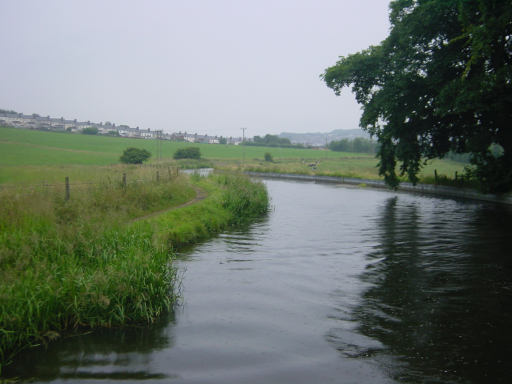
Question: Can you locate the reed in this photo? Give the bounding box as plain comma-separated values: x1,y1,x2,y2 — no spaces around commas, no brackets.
0,176,191,369
0,172,268,372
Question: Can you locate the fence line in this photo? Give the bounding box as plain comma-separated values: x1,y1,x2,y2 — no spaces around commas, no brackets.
0,167,181,200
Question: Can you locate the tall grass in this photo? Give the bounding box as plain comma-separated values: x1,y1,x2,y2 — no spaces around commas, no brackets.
218,174,269,224
0,175,192,369
147,174,269,249
0,171,268,373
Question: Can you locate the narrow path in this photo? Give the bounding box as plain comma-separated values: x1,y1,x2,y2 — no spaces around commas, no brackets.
131,186,208,223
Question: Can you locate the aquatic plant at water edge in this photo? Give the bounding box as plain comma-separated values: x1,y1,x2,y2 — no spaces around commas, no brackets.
0,172,269,372
0,177,193,370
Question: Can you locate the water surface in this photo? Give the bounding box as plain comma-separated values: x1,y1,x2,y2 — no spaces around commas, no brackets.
6,180,512,383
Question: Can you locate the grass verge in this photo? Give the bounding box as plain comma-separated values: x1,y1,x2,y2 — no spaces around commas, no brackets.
210,157,470,188
0,171,268,374
147,173,269,249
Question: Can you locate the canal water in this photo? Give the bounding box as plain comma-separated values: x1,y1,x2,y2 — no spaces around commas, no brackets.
6,179,512,383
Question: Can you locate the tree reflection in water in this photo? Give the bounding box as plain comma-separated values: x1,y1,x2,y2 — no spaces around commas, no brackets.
348,197,512,383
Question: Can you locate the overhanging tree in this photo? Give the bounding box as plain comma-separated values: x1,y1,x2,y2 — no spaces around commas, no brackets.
322,0,512,192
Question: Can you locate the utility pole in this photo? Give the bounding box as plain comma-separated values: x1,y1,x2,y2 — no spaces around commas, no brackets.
155,130,161,164
158,130,162,163
241,127,247,168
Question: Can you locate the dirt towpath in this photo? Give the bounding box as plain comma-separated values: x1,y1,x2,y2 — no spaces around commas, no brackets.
131,186,208,223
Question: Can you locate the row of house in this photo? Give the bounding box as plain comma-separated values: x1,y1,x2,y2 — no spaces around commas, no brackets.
0,110,244,144
116,125,162,139
175,132,242,145
0,111,99,133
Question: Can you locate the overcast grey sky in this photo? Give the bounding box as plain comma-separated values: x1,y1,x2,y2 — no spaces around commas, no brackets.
0,0,390,137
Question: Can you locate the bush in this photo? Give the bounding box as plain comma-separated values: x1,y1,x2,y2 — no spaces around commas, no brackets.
120,147,151,164
173,147,201,159
264,152,273,162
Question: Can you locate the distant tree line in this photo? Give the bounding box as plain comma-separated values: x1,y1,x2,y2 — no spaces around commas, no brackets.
328,137,378,154
243,134,305,148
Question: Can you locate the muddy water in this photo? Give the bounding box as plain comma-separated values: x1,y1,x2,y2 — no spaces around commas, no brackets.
6,180,512,383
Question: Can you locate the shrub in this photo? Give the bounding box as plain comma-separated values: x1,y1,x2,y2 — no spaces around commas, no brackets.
120,147,151,164
264,152,273,162
173,147,201,159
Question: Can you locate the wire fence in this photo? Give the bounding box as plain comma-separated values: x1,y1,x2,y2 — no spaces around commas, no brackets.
0,167,181,199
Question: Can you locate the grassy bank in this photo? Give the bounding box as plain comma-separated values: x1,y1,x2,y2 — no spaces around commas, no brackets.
0,171,268,373
148,173,269,249
211,156,468,186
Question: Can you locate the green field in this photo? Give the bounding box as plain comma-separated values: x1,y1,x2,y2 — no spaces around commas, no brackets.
0,126,355,166
0,126,467,184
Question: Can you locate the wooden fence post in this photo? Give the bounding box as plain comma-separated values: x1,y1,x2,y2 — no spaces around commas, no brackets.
122,173,127,188
434,169,438,185
65,177,70,201
156,170,160,182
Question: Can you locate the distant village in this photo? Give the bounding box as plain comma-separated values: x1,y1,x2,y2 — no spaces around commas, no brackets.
0,109,245,145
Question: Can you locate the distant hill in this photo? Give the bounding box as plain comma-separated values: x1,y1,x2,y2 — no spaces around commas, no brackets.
279,129,369,147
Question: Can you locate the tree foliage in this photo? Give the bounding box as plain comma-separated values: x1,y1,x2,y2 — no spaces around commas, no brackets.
243,134,303,148
173,147,201,159
323,0,512,192
329,137,379,154
120,147,151,164
254,134,291,146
